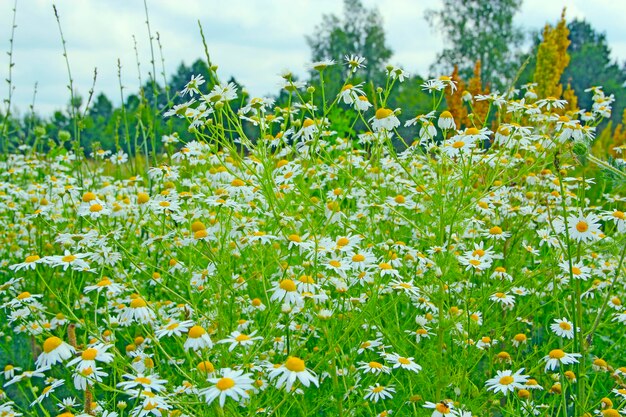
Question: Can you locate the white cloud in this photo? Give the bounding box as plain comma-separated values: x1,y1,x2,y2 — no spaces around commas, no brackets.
0,0,624,116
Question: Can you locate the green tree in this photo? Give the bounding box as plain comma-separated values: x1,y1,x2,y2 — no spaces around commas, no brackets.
519,18,626,121
306,0,392,87
563,19,626,120
426,0,524,89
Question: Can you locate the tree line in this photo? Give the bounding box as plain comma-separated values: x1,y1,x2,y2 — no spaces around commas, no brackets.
1,0,625,157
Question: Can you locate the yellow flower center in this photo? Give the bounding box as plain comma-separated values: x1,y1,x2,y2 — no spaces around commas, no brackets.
499,375,514,385
130,298,147,309
188,325,206,339
369,361,383,369
559,322,572,330
576,221,589,232
279,279,297,292
372,385,385,393
235,334,250,342
375,108,393,120
197,361,215,373
90,203,103,212
489,226,503,235
288,234,302,243
43,336,63,353
336,237,350,246
352,254,365,262
285,356,306,372
62,254,77,263
25,255,40,263
452,141,465,149
17,291,31,300
549,349,566,359
216,377,235,391
379,262,392,270
82,348,98,360
398,357,410,365
135,376,152,385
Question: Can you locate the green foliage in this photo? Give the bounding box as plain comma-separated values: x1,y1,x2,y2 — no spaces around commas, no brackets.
519,19,626,122
425,0,524,89
564,19,626,120
306,0,392,90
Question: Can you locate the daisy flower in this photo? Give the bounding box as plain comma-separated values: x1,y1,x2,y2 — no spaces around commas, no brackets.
566,212,602,242
200,368,255,407
357,361,391,375
31,379,65,406
9,254,43,271
44,251,91,271
424,400,455,417
485,368,529,396
559,260,592,281
550,318,576,339
363,383,395,403
384,353,422,373
72,365,108,390
67,343,114,371
35,336,76,368
344,54,366,72
437,111,456,130
603,209,626,232
217,330,263,351
370,108,400,132
338,83,366,105
117,372,168,393
269,356,319,391
184,325,214,351
269,279,304,306
120,298,155,325
543,349,582,372
155,320,194,339
83,277,124,296
490,292,516,308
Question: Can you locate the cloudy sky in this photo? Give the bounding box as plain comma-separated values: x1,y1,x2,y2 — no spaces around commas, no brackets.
0,0,625,115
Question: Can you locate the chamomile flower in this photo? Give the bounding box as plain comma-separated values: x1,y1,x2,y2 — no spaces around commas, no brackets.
184,325,214,351
370,108,400,132
217,330,263,351
543,349,582,372
117,372,167,393
35,336,76,368
155,319,194,339
270,279,304,306
357,361,391,375
550,318,576,339
424,400,455,416
200,368,255,407
269,356,319,391
120,298,155,325
344,54,366,72
384,353,422,373
566,212,602,242
364,383,395,403
485,368,529,396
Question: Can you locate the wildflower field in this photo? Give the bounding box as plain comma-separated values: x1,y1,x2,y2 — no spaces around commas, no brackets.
2,24,626,417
